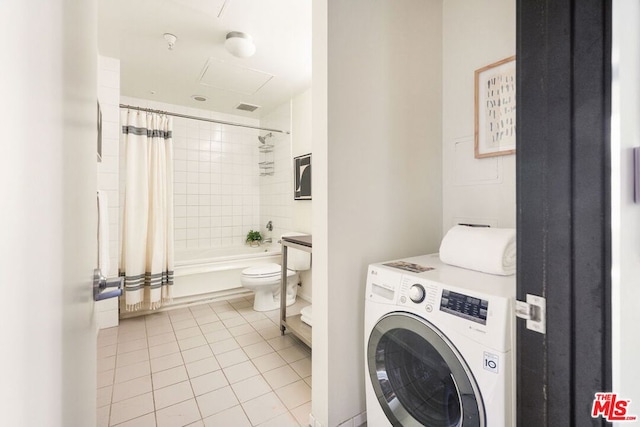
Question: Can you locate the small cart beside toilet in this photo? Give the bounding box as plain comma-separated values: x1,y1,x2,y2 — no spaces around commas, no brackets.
280,234,312,347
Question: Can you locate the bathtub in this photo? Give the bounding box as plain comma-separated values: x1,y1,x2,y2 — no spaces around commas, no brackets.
172,244,282,305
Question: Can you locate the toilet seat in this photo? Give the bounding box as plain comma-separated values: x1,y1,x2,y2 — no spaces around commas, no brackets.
242,263,295,279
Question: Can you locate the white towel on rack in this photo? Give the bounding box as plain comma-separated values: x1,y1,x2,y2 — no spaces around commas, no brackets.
300,305,312,327
97,191,110,276
439,225,516,276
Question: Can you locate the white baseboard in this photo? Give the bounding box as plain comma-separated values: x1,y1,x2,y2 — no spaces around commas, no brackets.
308,411,367,427
96,308,119,329
308,413,320,427
353,412,367,427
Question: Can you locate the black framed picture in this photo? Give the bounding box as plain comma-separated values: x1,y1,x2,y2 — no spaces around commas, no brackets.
294,153,311,200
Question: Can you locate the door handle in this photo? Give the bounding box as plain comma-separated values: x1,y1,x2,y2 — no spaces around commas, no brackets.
93,269,123,301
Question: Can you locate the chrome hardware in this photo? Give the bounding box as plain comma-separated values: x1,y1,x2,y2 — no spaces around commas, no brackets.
266,220,273,231
515,294,546,334
93,269,123,301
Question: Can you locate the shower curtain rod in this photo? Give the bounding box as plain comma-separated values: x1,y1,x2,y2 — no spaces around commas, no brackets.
119,104,290,135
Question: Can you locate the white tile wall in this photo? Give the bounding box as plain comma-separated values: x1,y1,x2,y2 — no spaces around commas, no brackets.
97,55,121,277
97,55,121,329
121,97,268,251
259,103,294,240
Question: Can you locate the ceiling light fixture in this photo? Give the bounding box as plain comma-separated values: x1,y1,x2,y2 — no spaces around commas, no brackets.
225,31,256,58
163,33,177,50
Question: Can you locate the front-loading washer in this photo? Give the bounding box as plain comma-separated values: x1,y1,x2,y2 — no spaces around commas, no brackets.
364,253,515,427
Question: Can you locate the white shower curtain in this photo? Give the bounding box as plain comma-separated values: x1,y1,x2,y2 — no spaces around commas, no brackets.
120,110,174,311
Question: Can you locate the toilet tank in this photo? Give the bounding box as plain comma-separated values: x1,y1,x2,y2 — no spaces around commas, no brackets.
281,232,311,271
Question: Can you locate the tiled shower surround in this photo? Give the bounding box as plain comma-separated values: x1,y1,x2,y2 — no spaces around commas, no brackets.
121,97,292,250
172,118,260,250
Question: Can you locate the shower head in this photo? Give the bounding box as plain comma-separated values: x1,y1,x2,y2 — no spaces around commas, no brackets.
258,132,273,144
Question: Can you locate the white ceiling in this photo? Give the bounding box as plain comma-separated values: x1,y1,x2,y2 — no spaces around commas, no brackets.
98,0,312,117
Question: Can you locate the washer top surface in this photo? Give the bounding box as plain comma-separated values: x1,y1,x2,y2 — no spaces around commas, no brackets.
370,253,515,300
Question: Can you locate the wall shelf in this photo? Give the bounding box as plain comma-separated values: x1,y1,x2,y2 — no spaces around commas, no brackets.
258,144,274,176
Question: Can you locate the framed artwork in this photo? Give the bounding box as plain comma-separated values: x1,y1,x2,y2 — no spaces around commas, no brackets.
294,153,311,200
474,56,516,158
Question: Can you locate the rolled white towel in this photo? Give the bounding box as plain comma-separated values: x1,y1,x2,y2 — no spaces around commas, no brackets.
301,315,312,327
300,305,312,326
439,225,516,276
300,305,312,320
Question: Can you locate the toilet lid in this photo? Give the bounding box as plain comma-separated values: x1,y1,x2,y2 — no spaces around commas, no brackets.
242,263,294,278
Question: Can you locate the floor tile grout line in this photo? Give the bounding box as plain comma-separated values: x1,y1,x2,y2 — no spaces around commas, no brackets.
104,324,121,426
226,303,282,427
184,301,246,422
100,298,312,427
207,304,253,422
190,304,219,424
166,308,204,425
145,315,160,427
199,302,277,425
109,317,152,426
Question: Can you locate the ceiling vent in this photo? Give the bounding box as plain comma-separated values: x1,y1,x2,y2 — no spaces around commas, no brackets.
236,103,260,112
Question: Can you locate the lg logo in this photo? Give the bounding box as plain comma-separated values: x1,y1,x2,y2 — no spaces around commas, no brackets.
483,352,499,374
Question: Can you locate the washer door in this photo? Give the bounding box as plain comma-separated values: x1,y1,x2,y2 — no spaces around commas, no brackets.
367,312,485,427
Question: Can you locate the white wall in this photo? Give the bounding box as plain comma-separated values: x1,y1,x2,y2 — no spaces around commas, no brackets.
442,0,516,230
292,89,313,301
313,1,443,425
0,0,98,425
611,0,640,415
96,55,121,329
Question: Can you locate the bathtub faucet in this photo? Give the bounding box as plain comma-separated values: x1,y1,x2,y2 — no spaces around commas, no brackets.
264,221,273,243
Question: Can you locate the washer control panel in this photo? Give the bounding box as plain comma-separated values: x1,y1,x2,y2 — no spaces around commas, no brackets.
398,276,490,326
399,276,439,313
440,289,489,325
369,254,514,352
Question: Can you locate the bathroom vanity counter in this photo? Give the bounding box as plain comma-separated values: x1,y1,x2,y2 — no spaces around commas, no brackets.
280,234,312,348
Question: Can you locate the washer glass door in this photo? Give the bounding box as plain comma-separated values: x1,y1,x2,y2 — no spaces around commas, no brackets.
367,312,484,427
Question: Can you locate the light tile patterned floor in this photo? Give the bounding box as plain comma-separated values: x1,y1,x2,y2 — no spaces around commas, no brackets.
97,296,312,427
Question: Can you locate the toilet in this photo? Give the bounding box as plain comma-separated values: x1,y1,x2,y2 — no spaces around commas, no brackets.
240,234,311,312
